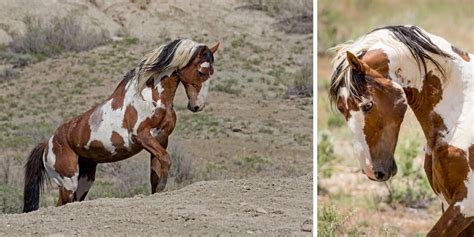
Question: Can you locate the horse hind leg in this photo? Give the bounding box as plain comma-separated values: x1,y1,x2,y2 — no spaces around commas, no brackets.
73,157,97,201
43,135,79,206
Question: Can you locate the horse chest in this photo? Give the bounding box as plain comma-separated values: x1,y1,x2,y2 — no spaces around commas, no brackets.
428,144,474,213
150,108,176,140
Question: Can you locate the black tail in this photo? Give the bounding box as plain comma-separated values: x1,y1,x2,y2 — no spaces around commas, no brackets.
23,141,48,213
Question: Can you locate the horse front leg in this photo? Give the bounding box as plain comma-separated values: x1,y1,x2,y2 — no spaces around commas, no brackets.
137,131,171,193
428,203,473,237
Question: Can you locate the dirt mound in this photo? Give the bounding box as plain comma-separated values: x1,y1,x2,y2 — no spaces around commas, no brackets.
0,175,312,236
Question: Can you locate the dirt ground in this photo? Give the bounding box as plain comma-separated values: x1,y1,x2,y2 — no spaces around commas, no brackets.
0,175,312,236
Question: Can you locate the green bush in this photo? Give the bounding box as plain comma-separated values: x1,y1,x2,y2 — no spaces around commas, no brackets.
0,183,22,214
318,204,346,237
386,140,435,208
318,131,337,178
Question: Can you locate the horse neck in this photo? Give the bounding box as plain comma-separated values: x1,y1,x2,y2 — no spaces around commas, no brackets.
399,52,474,148
155,75,179,107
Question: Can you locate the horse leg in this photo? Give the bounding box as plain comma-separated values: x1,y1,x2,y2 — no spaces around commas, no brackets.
459,223,474,237
428,203,473,237
73,157,97,201
137,132,170,193
43,135,79,207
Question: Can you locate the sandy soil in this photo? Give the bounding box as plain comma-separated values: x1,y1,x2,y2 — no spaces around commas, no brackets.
0,175,312,236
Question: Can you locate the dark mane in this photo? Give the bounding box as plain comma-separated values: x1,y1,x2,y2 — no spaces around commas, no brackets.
146,39,182,72
373,25,453,78
329,25,453,106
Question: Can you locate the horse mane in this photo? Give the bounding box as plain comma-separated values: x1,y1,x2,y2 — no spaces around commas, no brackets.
329,25,453,106
131,39,205,95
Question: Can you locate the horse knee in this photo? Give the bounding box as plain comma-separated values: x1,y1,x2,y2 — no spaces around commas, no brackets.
161,154,171,170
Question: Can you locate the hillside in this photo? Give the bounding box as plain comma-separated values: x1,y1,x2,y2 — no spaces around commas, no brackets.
0,0,313,234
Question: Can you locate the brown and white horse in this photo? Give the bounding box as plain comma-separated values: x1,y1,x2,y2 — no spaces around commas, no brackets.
23,39,219,212
329,26,473,236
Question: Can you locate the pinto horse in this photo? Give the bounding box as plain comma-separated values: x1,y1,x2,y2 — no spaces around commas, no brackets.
329,25,473,236
23,39,219,212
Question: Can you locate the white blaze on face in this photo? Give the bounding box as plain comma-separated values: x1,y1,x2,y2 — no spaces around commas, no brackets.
347,109,374,178
195,79,209,109
198,62,210,74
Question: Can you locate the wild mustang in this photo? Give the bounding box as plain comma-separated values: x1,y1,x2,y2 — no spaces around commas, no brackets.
329,25,473,236
23,39,219,212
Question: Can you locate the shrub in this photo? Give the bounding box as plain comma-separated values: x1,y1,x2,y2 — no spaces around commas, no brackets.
318,204,347,237
286,61,312,97
0,183,22,214
242,0,312,34
169,146,194,187
318,131,337,178
0,67,19,82
9,16,110,58
386,140,435,208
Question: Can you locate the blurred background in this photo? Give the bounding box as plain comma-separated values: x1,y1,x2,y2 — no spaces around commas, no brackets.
0,0,312,215
317,0,474,236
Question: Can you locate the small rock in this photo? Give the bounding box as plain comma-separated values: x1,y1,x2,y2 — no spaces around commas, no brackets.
256,208,267,214
301,219,312,232
271,210,284,215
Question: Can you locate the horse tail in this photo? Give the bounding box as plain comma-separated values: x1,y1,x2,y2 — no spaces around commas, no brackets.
23,141,48,213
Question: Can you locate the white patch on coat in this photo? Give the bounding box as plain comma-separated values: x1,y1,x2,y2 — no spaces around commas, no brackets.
86,79,165,154
455,170,474,217
43,136,79,192
347,109,374,178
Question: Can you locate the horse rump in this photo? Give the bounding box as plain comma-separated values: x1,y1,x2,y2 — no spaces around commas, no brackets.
23,141,48,213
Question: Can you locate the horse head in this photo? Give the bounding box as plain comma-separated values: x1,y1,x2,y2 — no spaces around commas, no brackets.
333,51,408,182
177,42,219,112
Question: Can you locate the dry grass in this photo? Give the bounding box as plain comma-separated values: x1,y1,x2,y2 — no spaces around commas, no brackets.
9,16,110,58
241,0,312,34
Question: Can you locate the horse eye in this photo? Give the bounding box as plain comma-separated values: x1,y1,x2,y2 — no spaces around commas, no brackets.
197,71,206,77
360,101,373,112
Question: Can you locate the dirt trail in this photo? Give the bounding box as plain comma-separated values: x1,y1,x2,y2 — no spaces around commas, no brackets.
0,175,312,236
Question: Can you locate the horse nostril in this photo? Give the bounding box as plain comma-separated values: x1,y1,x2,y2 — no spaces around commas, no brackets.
374,171,386,180
193,106,199,111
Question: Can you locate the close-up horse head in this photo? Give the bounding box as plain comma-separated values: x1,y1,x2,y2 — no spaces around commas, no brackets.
330,50,408,182
177,42,219,112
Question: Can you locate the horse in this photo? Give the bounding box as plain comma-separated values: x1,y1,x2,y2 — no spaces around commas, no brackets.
329,25,473,236
23,39,220,213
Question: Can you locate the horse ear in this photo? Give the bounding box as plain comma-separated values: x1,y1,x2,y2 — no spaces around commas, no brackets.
210,42,220,55
346,51,364,73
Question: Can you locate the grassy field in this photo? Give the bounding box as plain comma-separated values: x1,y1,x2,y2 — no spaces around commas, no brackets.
317,0,474,236
0,0,312,214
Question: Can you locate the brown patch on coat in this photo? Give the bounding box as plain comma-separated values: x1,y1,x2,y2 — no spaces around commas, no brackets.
404,71,470,205
51,132,78,178
146,77,160,102
111,131,126,151
123,104,138,131
110,79,127,110
361,49,390,78
403,71,444,139
431,144,468,203
452,45,471,62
